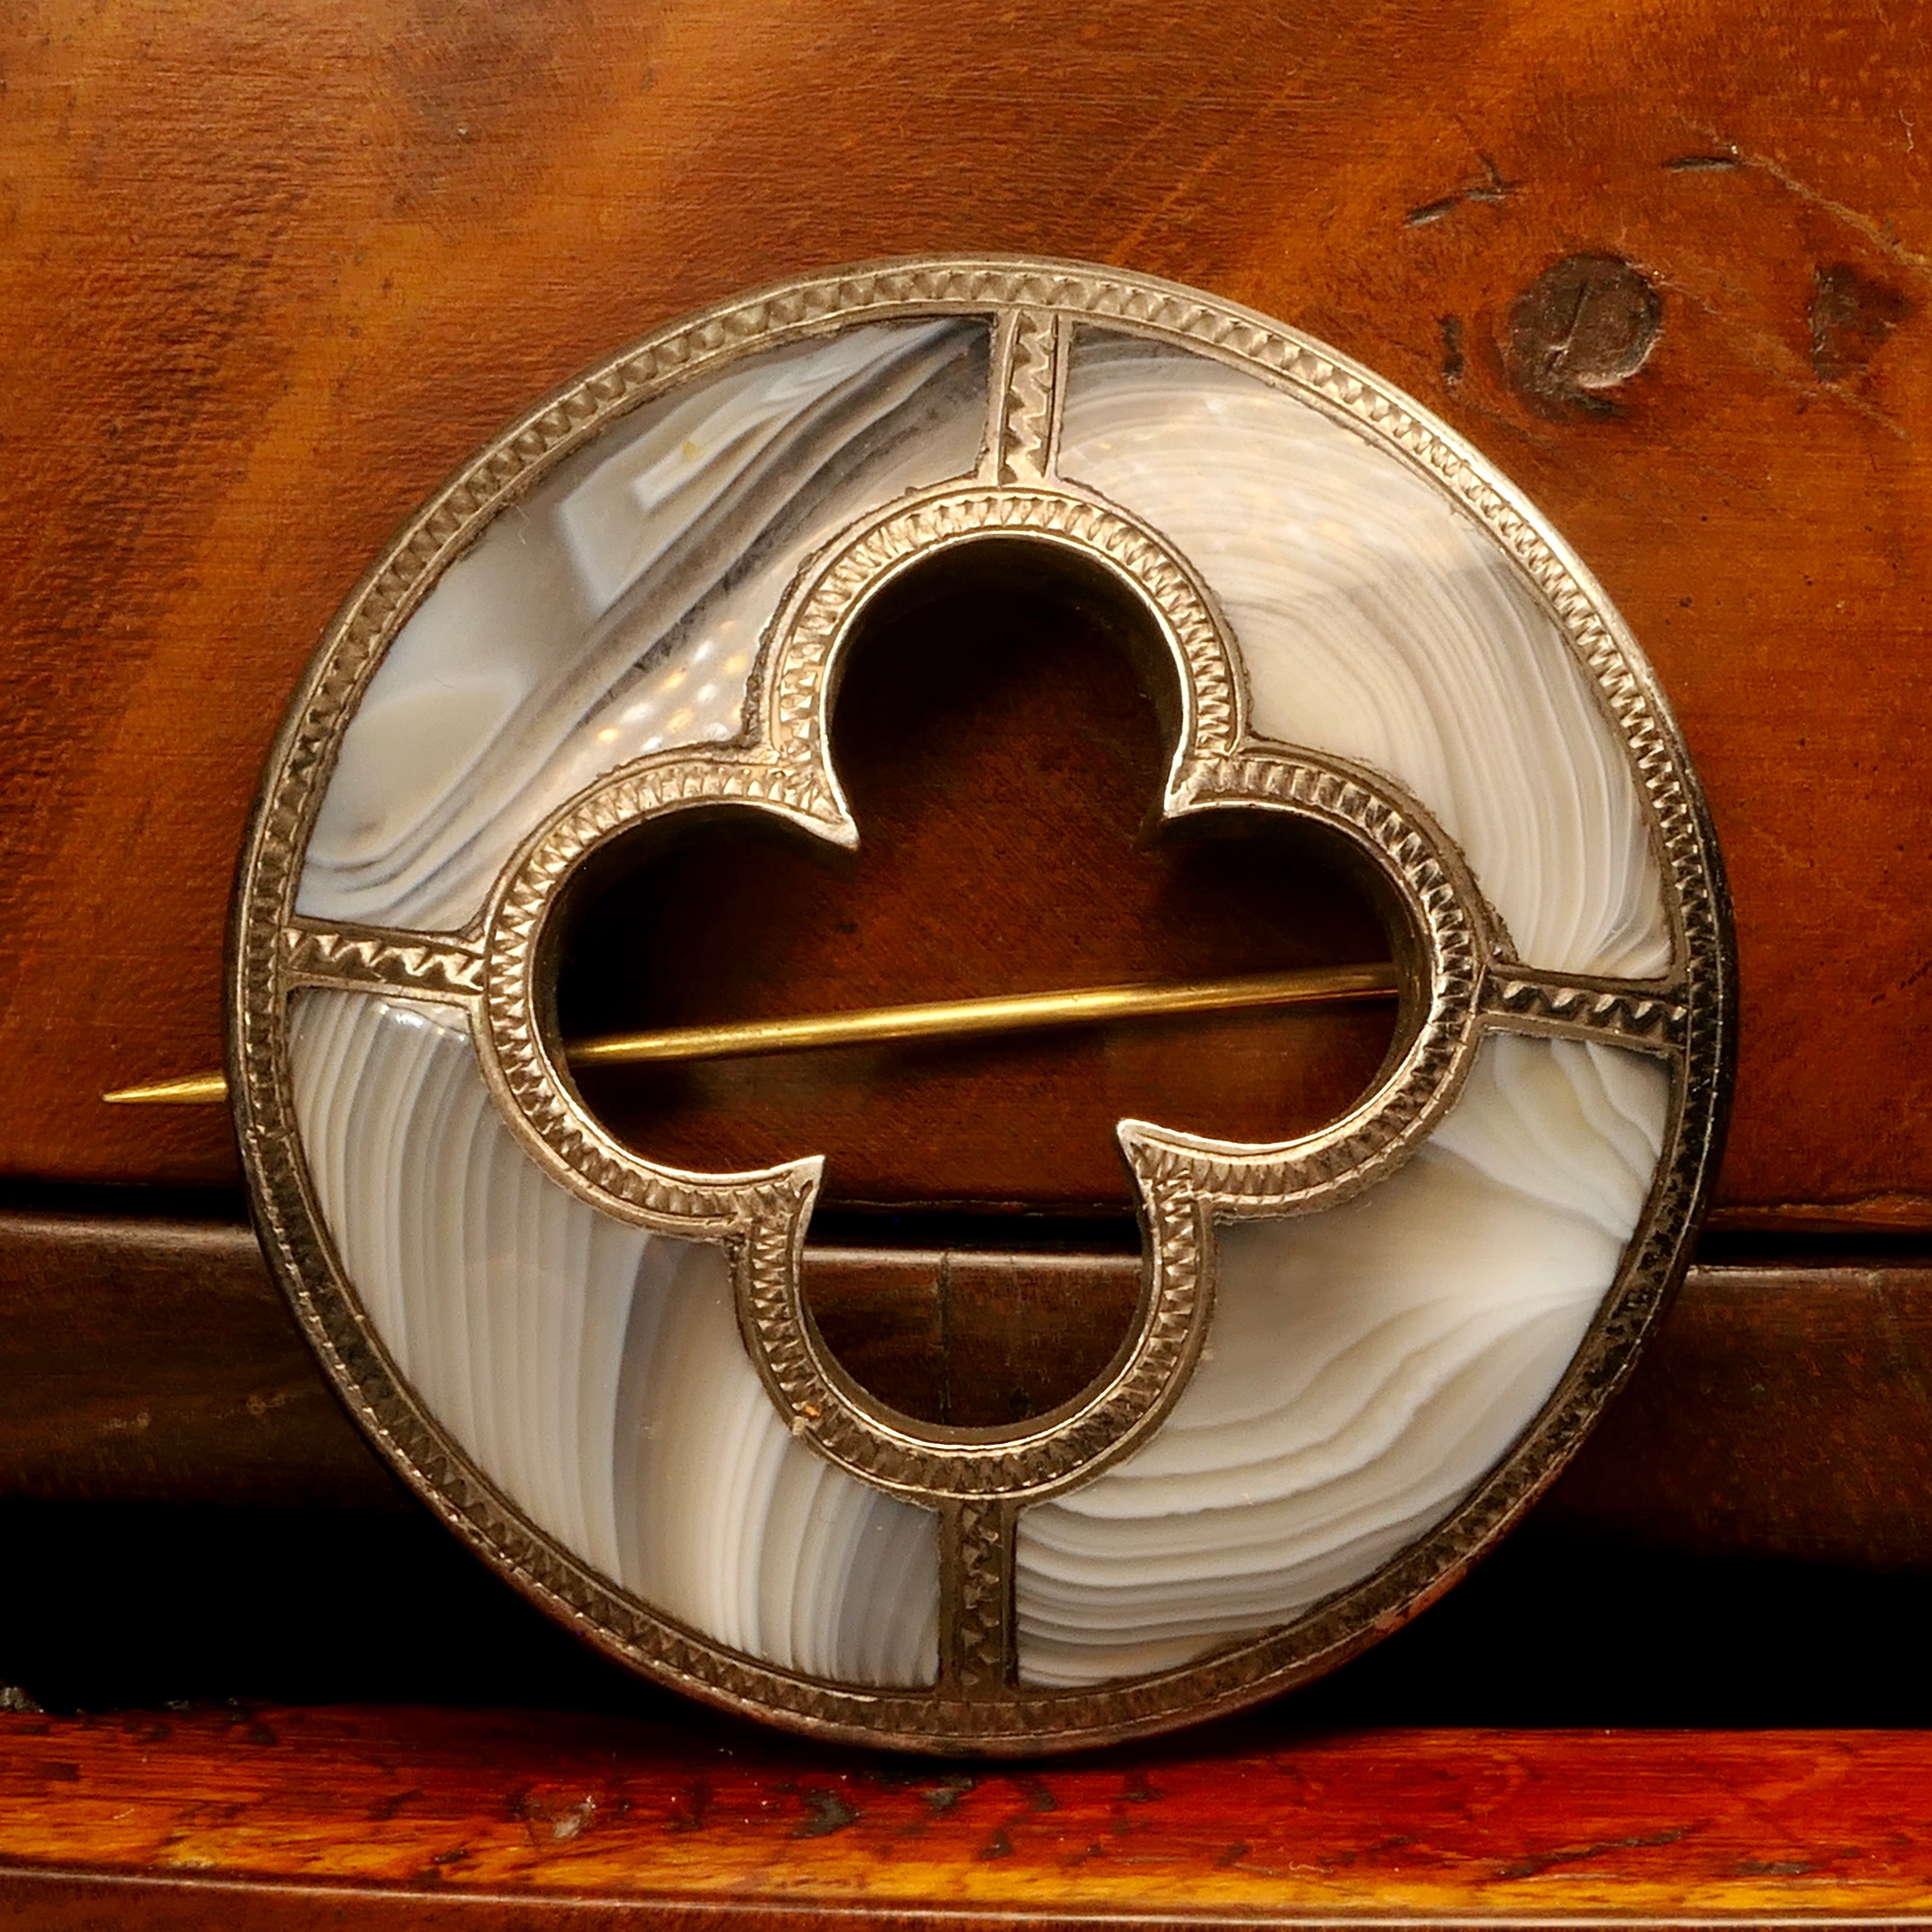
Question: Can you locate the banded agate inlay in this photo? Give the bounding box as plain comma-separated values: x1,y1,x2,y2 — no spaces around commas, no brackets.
1015,1034,1669,1686
300,320,990,933
288,990,940,1687
1057,333,1669,979
239,260,1727,1752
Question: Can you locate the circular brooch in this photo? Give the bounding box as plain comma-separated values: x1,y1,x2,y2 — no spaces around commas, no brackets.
231,259,1731,1752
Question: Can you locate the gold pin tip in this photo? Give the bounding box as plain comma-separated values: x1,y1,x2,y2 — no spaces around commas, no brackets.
102,1072,230,1106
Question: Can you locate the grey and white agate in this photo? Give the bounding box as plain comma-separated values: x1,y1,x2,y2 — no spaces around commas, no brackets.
299,320,990,934
1057,334,1671,979
1014,1034,1668,1686
288,990,940,1687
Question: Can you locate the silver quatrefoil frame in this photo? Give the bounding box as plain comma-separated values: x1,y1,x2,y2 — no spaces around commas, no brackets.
231,259,1733,1754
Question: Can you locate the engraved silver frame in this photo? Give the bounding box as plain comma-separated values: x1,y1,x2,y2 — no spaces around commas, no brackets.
231,257,1733,1755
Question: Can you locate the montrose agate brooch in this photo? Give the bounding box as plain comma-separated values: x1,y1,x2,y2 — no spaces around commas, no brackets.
187,261,1730,1752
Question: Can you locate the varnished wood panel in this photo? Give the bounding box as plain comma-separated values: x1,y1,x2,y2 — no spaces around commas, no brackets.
1534,1257,1932,1569
1,0,1929,1229
5,1706,1932,1922
0,1207,403,1510
5,1210,1930,1570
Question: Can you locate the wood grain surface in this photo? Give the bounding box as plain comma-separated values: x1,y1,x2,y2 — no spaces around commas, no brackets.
6,1704,1932,1924
5,1209,1929,1570
4,0,1930,1230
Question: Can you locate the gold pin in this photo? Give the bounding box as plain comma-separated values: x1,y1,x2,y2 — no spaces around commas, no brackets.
102,961,1399,1106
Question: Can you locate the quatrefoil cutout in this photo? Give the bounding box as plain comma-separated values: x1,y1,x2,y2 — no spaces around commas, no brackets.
236,263,1730,1753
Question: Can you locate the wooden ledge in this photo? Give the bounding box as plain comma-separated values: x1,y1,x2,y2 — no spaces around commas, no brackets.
3,1705,1932,1925
4,1208,1931,1569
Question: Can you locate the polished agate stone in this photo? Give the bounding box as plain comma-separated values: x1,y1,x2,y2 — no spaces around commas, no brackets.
299,320,990,933
289,989,940,1687
1014,1033,1667,1685
283,302,1679,1697
1057,333,1669,979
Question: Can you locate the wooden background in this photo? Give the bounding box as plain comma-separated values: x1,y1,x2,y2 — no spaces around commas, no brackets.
4,0,1931,1231
6,1,1932,1918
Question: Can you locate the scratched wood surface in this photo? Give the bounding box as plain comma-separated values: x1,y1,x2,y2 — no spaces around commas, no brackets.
3,0,1930,1230
4,1705,1932,1925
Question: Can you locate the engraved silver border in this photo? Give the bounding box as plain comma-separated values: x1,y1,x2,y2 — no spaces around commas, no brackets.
231,256,1733,1755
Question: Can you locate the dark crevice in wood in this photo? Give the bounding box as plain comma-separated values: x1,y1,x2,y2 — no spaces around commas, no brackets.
4,1507,1932,1724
